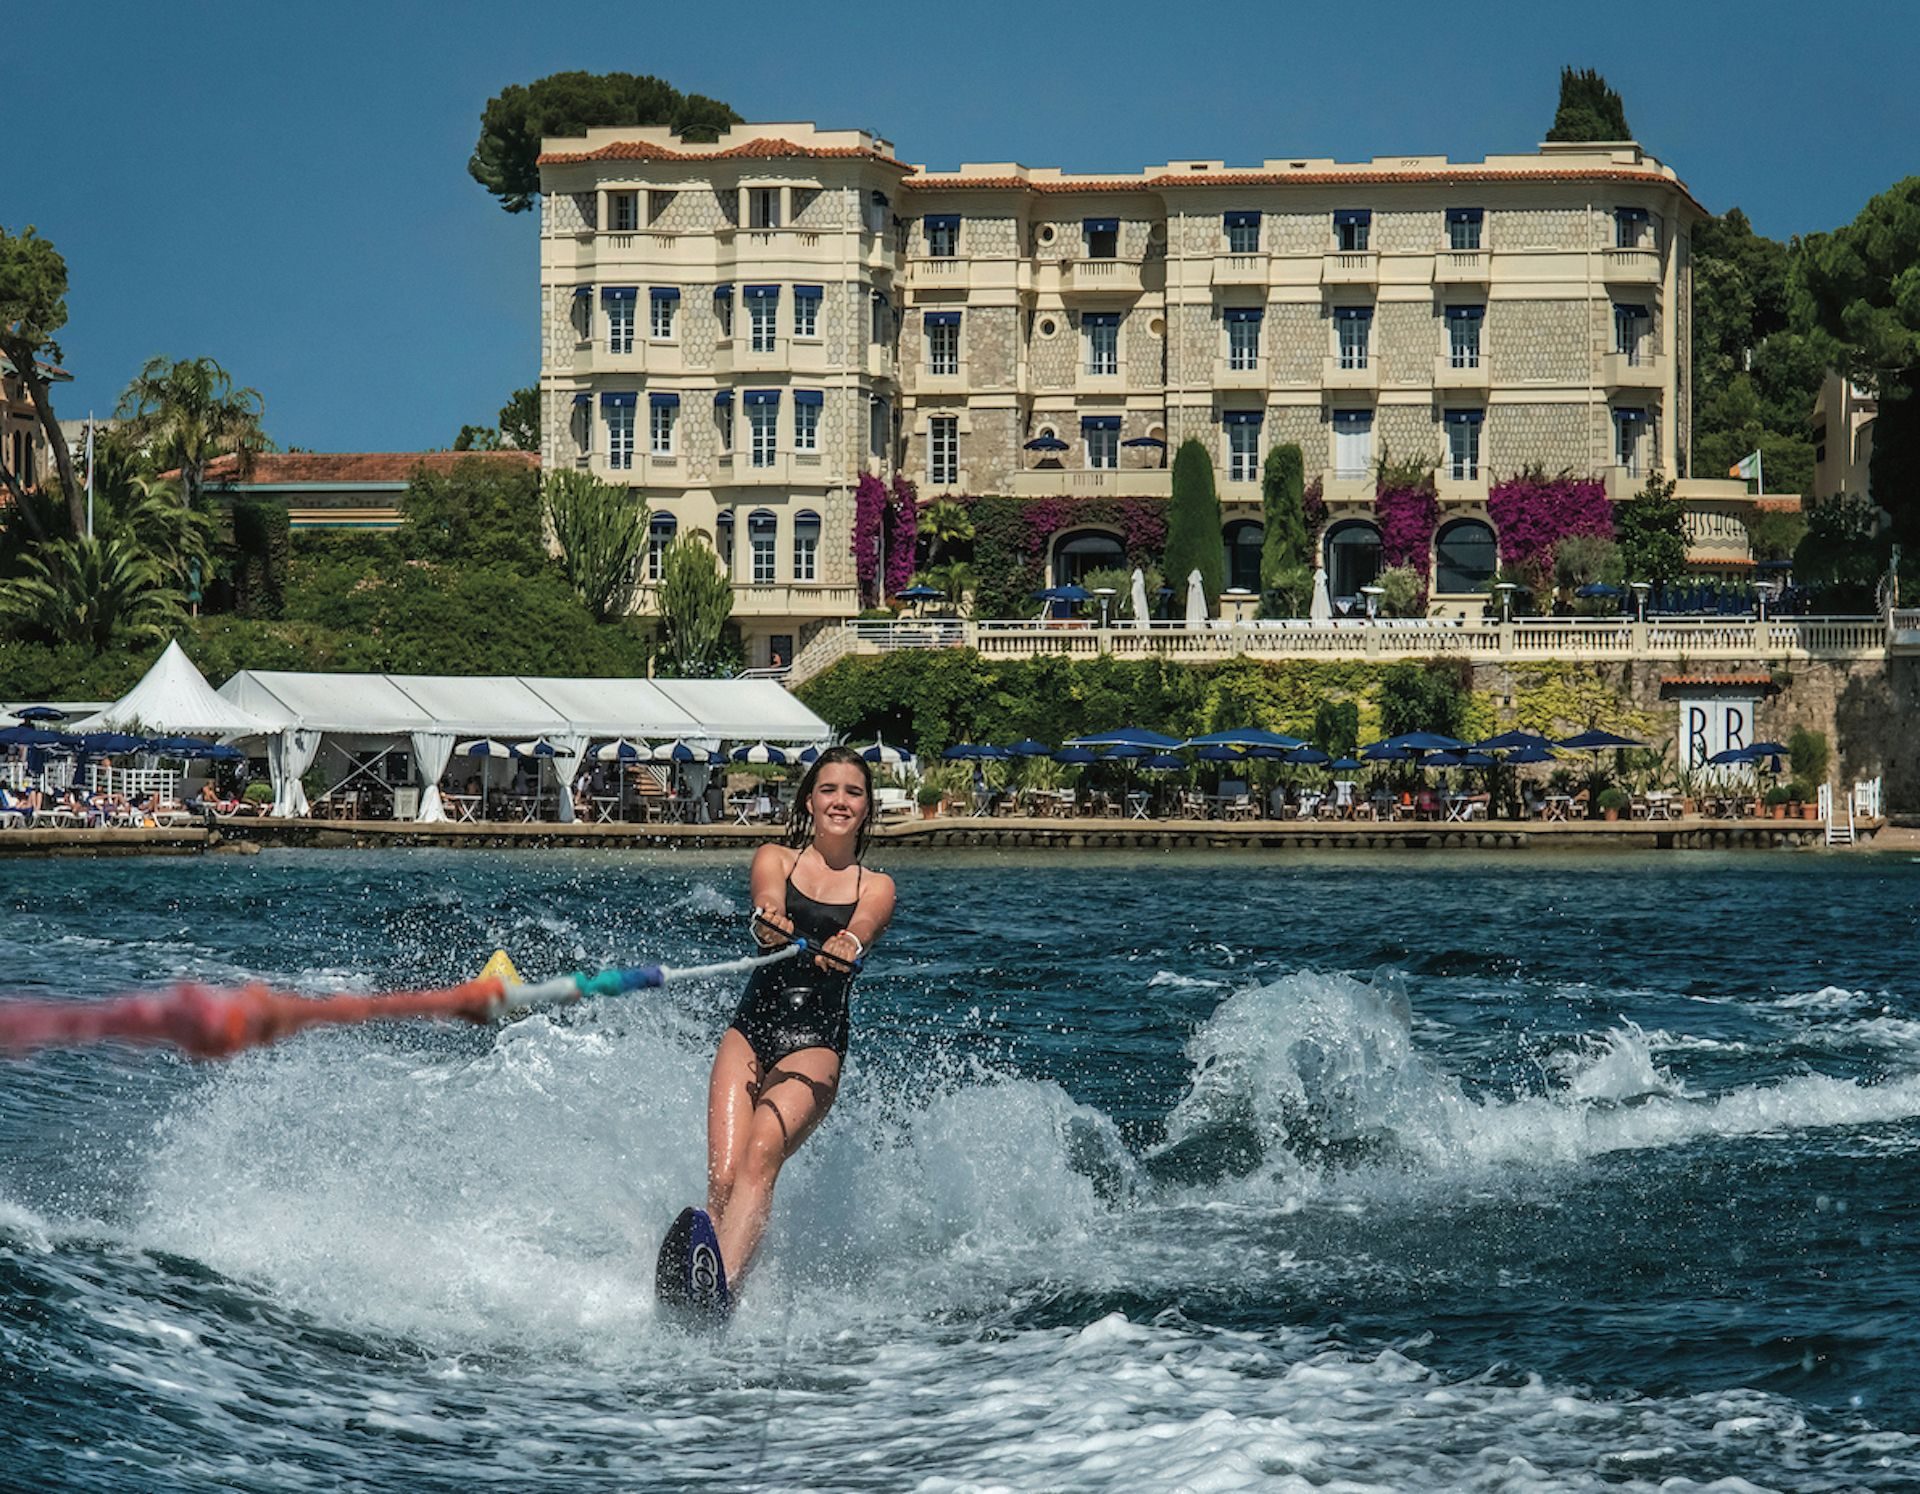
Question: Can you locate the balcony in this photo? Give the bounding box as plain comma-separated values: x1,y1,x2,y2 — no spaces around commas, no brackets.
1322,250,1379,286
1061,257,1145,295
865,344,897,381
1603,350,1664,390
1322,356,1379,393
1432,249,1490,284
1213,253,1270,287
728,583,862,620
1213,356,1267,391
1604,464,1651,501
914,358,970,395
1602,247,1661,285
1432,354,1489,391
908,255,968,286
710,452,835,489
1008,467,1172,497
714,336,788,377
1076,362,1125,393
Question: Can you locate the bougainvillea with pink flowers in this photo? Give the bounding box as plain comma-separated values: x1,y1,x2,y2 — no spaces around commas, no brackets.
885,474,920,597
1301,476,1328,548
1375,480,1440,572
852,472,888,603
1485,473,1613,580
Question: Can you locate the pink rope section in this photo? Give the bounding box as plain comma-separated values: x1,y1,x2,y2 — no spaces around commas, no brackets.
0,978,510,1061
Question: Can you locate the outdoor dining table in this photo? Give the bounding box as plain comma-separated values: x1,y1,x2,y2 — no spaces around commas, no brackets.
1445,794,1487,822
1126,791,1151,820
442,794,479,823
1644,791,1676,821
1544,795,1573,822
591,795,621,823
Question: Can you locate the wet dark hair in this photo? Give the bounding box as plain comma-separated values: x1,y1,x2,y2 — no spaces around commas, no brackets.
786,745,875,860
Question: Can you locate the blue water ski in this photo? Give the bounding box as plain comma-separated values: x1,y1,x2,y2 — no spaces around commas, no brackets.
654,1206,732,1325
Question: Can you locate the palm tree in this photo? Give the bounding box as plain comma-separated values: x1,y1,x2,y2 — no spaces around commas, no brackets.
0,531,183,651
116,356,268,509
920,560,977,612
921,499,974,565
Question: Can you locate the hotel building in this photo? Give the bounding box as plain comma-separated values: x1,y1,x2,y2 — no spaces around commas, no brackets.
538,122,1713,662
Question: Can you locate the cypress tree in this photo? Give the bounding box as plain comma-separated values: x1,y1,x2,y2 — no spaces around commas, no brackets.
1164,437,1226,609
1546,67,1632,143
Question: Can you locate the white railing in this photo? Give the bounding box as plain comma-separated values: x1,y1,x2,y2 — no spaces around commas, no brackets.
814,614,1889,665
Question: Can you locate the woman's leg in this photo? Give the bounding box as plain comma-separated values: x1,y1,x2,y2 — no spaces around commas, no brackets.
712,1046,841,1288
706,1028,762,1229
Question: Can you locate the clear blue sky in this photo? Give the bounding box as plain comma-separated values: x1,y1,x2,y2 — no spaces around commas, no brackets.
19,0,1918,453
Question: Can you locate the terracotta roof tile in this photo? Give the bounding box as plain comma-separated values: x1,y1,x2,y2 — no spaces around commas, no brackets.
539,137,910,171
900,165,1704,214
195,451,540,485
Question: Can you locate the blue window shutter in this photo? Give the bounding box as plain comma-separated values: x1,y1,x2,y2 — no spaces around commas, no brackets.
1223,211,1260,229
923,214,961,232
649,287,681,302
1223,307,1264,323
1082,312,1121,328
792,389,824,407
649,392,680,409
744,389,781,407
794,284,823,300
571,392,591,406
1331,408,1371,428
1616,207,1650,223
1445,208,1484,226
1083,217,1119,234
1444,408,1484,425
1333,209,1372,228
573,285,593,298
600,392,637,409
1614,302,1650,320
1615,406,1646,422
744,284,780,300
1080,415,1122,431
1446,305,1485,321
1332,305,1372,321
1222,410,1264,425
713,390,733,408
601,286,638,302
713,284,733,301
924,310,962,327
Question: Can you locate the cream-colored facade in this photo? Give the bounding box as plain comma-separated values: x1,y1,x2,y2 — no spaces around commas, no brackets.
539,123,1708,649
1811,370,1875,500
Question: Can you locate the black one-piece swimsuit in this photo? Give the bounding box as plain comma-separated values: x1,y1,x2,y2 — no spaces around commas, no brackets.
729,858,862,1068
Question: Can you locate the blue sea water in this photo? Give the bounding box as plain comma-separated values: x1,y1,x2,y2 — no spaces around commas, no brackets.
2,847,1918,1492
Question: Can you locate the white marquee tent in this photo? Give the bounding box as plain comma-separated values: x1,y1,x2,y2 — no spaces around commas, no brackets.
74,641,272,737
216,669,834,820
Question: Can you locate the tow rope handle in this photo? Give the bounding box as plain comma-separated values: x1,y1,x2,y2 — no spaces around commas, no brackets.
751,912,863,975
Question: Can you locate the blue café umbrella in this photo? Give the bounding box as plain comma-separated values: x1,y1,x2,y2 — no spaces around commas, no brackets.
894,585,943,602
1364,732,1465,755
1457,752,1496,768
941,743,981,760
1052,747,1097,765
514,738,560,758
76,732,149,754
1068,728,1183,750
1121,435,1167,448
0,725,67,747
1007,738,1053,757
1557,728,1647,751
1329,756,1366,771
1101,743,1150,760
1286,746,1332,765
1747,741,1790,757
1142,753,1188,770
1362,745,1418,762
191,742,248,762
151,736,223,756
731,741,788,764
1575,583,1625,598
1474,730,1555,753
796,745,823,764
656,740,724,764
595,738,647,762
973,744,1012,760
1023,435,1070,452
1244,745,1294,760
1426,751,1466,768
1183,728,1308,750
861,739,912,767
1193,744,1246,762
1050,585,1092,603
1501,745,1555,765
457,739,514,759
1706,747,1753,765
12,706,66,722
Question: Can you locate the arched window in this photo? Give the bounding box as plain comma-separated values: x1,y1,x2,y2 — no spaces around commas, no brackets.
1223,520,1265,594
1324,521,1382,604
793,509,821,583
647,512,677,582
747,508,778,585
1434,519,1497,594
714,509,734,573
1051,528,1125,587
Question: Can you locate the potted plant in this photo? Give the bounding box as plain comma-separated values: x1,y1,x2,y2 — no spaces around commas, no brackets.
916,783,944,820
1764,784,1792,819
1597,786,1629,822
1790,781,1818,820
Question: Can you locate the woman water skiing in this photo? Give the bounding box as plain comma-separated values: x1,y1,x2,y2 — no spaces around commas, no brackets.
697,746,895,1306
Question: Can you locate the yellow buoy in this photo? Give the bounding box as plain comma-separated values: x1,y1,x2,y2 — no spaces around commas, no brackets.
477,949,522,987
